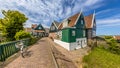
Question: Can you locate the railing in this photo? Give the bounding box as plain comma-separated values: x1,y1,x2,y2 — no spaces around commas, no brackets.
0,38,30,62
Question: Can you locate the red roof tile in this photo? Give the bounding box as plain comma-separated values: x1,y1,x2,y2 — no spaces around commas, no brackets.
84,14,94,28
114,36,120,40
68,13,79,27
32,24,37,29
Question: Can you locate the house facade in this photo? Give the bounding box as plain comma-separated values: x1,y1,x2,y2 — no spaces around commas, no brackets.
50,11,87,50
31,24,46,37
84,13,96,40
49,11,96,50
49,21,60,39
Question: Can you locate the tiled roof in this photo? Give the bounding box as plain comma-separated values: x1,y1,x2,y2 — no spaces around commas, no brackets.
68,13,79,27
58,23,63,30
114,36,120,40
32,24,37,29
57,13,80,29
84,14,94,28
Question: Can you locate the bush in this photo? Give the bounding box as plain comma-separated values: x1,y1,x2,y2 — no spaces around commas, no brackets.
104,36,120,54
30,37,39,45
14,30,31,40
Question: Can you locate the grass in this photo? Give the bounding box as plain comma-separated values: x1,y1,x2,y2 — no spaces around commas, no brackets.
83,47,120,68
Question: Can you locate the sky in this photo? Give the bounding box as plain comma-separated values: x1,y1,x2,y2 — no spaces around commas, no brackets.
0,0,120,35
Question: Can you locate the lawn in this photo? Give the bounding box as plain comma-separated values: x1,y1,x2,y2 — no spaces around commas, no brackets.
83,47,120,68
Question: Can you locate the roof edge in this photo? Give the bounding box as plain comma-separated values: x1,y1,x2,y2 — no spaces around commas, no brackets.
74,10,82,25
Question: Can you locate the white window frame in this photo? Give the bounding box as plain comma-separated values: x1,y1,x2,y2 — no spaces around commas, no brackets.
72,30,75,36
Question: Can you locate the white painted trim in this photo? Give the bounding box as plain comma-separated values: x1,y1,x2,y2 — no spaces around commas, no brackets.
54,39,70,50
53,22,59,29
54,37,87,51
58,23,62,29
91,12,95,28
74,10,82,25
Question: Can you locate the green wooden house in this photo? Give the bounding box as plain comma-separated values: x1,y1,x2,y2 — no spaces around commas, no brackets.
32,24,45,37
54,11,87,50
49,21,60,39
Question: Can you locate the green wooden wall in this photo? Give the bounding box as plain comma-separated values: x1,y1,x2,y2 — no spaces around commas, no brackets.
61,13,86,43
62,28,76,43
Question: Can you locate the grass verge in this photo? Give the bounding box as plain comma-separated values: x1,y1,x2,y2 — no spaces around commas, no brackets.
83,47,120,68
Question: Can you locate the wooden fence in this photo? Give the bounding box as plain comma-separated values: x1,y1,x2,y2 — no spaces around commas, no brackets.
0,38,30,62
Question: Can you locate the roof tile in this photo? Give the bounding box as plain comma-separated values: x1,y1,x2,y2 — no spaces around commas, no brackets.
68,13,79,27
84,14,94,28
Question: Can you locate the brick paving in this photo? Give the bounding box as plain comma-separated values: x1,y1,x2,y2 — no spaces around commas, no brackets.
5,38,56,68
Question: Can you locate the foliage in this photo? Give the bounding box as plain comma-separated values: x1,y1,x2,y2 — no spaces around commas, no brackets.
29,37,40,45
104,36,117,46
104,36,120,54
104,36,113,39
14,30,31,40
83,47,120,68
0,10,28,41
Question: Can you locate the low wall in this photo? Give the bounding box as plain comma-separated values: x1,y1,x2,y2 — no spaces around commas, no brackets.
54,38,87,51
54,39,70,50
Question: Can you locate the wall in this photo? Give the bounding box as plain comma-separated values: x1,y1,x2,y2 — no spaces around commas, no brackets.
54,38,87,51
57,30,62,40
54,39,70,50
62,28,76,43
62,29,70,42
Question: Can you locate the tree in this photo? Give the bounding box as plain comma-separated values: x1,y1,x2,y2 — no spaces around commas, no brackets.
0,10,28,41
15,30,31,40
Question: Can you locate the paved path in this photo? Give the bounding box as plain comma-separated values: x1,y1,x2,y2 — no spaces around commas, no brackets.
5,38,56,68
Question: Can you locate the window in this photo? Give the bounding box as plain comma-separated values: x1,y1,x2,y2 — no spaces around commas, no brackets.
83,30,85,37
81,19,84,24
72,30,75,36
92,31,96,37
39,27,41,29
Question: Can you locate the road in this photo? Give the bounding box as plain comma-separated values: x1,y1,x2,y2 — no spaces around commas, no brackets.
5,38,56,68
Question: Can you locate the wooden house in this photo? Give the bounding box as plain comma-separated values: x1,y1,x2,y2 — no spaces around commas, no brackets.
24,28,32,33
49,21,60,39
84,13,96,41
53,11,87,50
32,24,46,37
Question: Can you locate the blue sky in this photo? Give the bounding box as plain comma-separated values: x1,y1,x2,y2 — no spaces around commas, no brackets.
0,0,120,35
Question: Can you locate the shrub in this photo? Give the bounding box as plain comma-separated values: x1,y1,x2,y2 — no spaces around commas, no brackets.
30,37,39,45
104,36,120,54
14,30,31,40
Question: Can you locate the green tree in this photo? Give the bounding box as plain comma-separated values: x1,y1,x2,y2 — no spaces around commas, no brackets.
0,10,28,41
15,30,31,40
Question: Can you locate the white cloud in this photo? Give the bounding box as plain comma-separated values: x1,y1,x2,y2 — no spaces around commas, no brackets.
98,18,120,24
96,8,120,27
0,0,105,27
